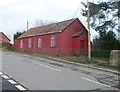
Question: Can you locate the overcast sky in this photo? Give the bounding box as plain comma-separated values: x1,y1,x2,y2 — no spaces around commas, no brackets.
0,0,107,43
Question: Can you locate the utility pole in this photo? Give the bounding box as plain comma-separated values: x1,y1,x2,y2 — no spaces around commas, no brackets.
87,0,91,62
27,21,29,31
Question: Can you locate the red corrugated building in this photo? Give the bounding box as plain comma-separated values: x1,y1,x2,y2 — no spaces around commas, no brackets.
14,18,88,55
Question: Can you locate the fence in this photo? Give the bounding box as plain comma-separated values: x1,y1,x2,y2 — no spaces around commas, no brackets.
91,49,111,63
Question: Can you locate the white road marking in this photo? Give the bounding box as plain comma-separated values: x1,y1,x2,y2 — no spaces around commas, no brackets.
1,72,27,90
81,77,111,88
8,80,17,84
32,62,61,72
15,85,26,90
0,72,3,75
2,75,9,79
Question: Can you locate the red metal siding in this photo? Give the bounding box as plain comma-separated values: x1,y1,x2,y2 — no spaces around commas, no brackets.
14,20,88,55
60,20,88,55
34,33,62,55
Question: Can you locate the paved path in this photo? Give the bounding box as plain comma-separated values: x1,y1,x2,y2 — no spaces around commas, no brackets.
2,52,120,90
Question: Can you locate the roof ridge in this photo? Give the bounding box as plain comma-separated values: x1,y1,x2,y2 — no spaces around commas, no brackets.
18,18,78,39
57,18,77,24
32,22,57,29
43,18,77,33
38,18,76,26
0,32,11,41
44,23,59,33
27,18,77,31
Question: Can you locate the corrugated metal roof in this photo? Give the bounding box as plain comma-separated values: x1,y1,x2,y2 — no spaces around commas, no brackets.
18,18,76,39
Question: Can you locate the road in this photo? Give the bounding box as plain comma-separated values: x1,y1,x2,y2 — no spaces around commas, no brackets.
1,51,120,90
0,70,26,91
2,77,19,91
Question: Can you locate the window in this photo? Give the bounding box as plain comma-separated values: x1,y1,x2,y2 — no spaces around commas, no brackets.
38,38,42,48
80,40,84,49
20,40,23,48
51,35,55,47
28,38,32,48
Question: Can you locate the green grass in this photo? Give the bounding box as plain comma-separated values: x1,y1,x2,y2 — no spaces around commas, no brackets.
33,54,89,63
33,53,109,64
92,57,109,62
3,50,88,63
91,57,109,65
2,49,112,65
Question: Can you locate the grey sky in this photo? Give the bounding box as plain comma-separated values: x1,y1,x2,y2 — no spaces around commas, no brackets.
0,0,101,43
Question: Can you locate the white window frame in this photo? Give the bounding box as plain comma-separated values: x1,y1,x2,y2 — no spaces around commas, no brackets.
20,40,23,48
28,38,32,48
38,38,42,48
51,35,56,48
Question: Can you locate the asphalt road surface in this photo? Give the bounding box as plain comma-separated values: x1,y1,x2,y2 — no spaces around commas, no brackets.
2,77,19,91
1,51,120,90
0,72,27,91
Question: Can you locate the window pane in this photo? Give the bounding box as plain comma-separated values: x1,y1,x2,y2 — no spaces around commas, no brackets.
20,40,23,48
28,38,32,48
38,38,42,48
51,35,55,47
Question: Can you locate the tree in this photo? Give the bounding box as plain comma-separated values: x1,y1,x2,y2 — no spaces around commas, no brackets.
14,31,25,40
93,31,120,50
34,19,57,27
81,1,119,36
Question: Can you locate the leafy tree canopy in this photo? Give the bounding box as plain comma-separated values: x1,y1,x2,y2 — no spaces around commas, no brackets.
93,31,120,50
81,1,119,36
14,31,25,40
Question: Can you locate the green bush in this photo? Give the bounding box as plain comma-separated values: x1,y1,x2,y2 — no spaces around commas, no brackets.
2,42,16,51
0,43,2,48
92,49,110,58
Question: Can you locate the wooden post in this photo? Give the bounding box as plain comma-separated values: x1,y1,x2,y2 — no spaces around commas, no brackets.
87,0,91,61
27,21,29,31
